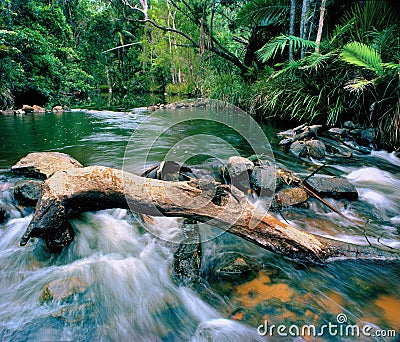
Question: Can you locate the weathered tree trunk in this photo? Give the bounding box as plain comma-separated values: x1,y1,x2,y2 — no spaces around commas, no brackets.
289,0,297,61
19,166,399,264
315,0,326,53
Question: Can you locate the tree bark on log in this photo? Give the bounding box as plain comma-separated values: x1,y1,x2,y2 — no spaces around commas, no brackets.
19,166,399,263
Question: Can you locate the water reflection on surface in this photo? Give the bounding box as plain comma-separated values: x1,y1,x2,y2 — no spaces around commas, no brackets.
0,109,399,341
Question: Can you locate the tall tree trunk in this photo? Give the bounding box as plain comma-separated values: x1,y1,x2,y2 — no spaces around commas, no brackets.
289,0,297,61
300,0,311,58
315,0,326,54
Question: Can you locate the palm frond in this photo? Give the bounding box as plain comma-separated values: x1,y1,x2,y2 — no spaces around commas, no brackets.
340,42,383,75
344,77,378,92
257,35,317,62
236,0,289,27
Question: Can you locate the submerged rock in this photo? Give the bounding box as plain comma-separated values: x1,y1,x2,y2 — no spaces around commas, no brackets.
208,253,260,287
40,276,88,304
173,219,202,288
14,180,43,206
272,187,309,209
306,140,326,159
305,177,358,200
12,152,83,179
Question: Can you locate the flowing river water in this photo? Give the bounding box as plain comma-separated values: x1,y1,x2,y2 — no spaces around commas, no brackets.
0,107,399,341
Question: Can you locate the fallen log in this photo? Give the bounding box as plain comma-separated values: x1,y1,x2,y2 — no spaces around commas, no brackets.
19,165,400,263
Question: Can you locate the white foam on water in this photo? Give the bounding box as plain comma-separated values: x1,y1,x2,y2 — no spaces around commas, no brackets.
371,150,400,166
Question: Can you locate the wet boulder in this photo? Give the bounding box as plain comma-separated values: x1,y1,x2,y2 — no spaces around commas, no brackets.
12,152,83,179
357,128,377,146
33,105,46,113
14,180,43,207
250,166,282,197
223,157,254,191
328,128,348,137
343,121,356,129
289,141,307,158
226,156,254,178
208,253,260,286
305,177,358,200
272,187,309,209
173,219,202,288
40,276,88,304
52,106,63,112
306,140,326,159
22,105,34,113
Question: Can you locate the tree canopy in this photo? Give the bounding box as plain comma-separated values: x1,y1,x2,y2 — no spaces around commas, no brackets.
1,0,399,148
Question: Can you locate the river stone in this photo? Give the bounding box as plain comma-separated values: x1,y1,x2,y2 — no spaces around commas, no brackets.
209,253,260,286
14,179,43,206
250,166,281,197
328,128,348,136
306,140,326,159
343,121,356,129
289,141,307,158
357,128,377,146
305,177,358,200
272,187,309,209
22,105,34,113
226,156,254,178
12,152,83,179
40,276,88,304
173,219,202,288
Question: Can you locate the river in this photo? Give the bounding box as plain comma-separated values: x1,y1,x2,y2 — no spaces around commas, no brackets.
0,106,399,341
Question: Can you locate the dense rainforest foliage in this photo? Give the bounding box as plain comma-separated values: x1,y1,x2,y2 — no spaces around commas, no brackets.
1,0,399,148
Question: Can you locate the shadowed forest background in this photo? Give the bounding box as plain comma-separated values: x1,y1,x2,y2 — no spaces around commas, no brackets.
1,0,399,148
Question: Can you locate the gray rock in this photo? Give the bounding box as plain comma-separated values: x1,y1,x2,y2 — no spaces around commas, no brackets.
12,152,83,179
250,166,281,197
277,129,296,138
226,156,254,178
343,121,356,129
14,180,43,206
289,141,307,158
305,177,358,200
306,140,326,159
272,187,309,209
358,128,377,146
328,128,348,136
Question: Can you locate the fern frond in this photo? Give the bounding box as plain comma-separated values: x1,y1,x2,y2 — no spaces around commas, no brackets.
340,42,383,75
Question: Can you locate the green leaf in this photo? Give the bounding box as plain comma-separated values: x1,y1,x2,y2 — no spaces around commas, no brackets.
257,35,317,62
340,42,383,75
